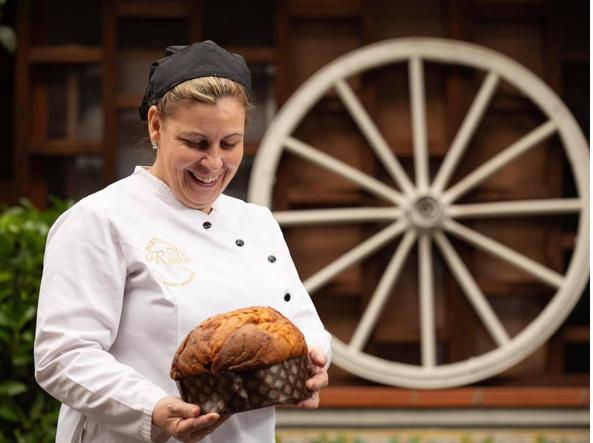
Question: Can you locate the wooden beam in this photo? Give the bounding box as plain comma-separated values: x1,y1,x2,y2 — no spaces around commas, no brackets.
288,0,362,18
14,1,31,201
29,139,103,155
226,46,276,64
474,2,546,21
29,45,103,64
188,0,204,42
319,386,589,408
274,0,290,107
116,0,190,18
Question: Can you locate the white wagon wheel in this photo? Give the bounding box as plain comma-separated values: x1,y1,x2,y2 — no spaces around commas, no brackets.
248,38,589,388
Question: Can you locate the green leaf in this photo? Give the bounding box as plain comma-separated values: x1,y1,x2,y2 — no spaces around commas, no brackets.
0,401,21,422
17,306,36,329
12,350,32,367
21,330,33,343
0,198,69,437
0,271,13,283
29,393,45,421
0,381,27,396
0,309,15,328
0,329,10,347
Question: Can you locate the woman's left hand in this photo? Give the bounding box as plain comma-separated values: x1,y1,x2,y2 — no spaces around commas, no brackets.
296,347,329,409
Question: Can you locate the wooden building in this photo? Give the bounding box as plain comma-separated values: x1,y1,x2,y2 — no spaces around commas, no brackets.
0,0,589,433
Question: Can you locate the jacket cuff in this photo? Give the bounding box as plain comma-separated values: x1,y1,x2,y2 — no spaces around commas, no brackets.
139,388,169,442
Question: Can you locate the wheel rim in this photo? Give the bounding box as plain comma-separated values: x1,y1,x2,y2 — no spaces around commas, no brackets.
248,38,589,388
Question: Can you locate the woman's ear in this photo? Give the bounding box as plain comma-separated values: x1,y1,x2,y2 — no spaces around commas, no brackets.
147,105,161,144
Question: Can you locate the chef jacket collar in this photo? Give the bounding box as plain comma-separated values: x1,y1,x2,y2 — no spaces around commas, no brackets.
134,166,222,217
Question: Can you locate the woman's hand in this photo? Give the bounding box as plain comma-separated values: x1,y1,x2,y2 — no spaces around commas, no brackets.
296,347,329,409
152,396,227,442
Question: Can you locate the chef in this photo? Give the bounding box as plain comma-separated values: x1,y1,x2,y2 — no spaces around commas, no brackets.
34,40,331,443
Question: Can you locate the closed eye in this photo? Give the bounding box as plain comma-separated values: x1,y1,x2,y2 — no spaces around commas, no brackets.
180,138,208,150
221,141,239,149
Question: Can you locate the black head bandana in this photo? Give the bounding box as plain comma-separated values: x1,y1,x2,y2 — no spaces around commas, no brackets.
138,40,253,121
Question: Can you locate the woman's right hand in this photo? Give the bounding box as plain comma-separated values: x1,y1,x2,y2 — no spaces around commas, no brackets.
152,396,226,442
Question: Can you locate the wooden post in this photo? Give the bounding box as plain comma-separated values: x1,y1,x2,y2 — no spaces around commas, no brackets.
188,0,204,43
102,0,117,186
13,1,30,203
444,0,480,365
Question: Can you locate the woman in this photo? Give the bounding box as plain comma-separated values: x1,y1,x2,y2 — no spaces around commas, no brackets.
34,40,331,443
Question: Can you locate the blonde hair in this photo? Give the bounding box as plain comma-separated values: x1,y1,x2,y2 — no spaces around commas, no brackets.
156,76,254,119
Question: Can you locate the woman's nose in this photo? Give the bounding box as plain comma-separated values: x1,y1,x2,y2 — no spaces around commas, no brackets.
201,150,223,171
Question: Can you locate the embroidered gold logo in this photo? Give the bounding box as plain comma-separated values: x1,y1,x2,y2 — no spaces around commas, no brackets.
145,238,195,287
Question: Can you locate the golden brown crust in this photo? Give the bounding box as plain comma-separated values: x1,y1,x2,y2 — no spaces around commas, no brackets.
171,306,307,379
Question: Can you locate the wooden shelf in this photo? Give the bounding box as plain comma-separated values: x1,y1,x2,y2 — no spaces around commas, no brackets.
116,1,190,18
29,45,103,64
29,139,103,156
319,386,589,408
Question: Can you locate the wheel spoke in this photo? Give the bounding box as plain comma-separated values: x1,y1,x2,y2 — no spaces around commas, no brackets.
432,72,500,193
274,207,402,226
444,219,564,288
418,234,436,367
304,220,408,294
334,79,415,195
449,198,582,219
284,136,405,205
409,56,429,191
434,231,511,346
349,231,417,351
443,120,557,203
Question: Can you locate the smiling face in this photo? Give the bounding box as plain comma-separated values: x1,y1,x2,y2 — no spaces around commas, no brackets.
148,97,246,213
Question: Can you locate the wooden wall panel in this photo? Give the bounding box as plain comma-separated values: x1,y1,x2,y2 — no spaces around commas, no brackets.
371,0,446,39
288,20,361,89
475,23,546,79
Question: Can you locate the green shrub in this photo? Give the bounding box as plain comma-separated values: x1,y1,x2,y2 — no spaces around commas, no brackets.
0,198,71,443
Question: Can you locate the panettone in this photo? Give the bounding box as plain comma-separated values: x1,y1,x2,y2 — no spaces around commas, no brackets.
171,306,307,378
171,306,312,414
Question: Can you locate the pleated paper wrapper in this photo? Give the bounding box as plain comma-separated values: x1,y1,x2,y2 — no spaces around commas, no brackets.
176,354,312,414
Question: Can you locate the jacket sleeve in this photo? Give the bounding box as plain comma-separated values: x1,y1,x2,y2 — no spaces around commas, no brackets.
262,208,332,367
34,204,168,442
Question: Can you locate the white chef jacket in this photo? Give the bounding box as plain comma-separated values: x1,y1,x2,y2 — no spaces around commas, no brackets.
34,166,331,443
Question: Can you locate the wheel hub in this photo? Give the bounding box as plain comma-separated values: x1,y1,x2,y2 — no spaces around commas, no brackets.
407,194,443,229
